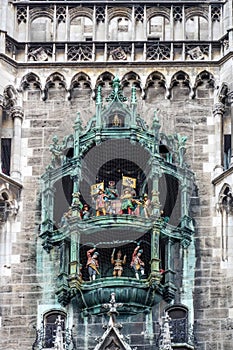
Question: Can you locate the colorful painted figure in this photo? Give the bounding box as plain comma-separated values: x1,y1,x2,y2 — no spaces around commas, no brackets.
95,189,107,216
86,248,100,281
141,194,152,218
130,244,145,280
111,249,127,277
71,192,83,218
82,204,91,220
120,187,137,214
105,180,119,214
105,180,119,200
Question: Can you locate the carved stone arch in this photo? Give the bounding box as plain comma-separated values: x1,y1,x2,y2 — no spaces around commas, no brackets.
217,183,233,262
168,71,191,100
108,7,132,22
193,70,215,99
29,8,54,22
146,8,171,41
69,9,94,41
43,72,67,101
69,7,93,22
29,9,54,42
185,8,209,41
145,71,166,100
69,72,92,100
121,71,142,100
20,72,42,100
43,310,67,349
165,304,190,345
0,183,19,220
95,72,114,100
218,183,233,211
3,85,18,110
108,8,132,41
20,72,42,91
184,7,209,21
146,7,170,21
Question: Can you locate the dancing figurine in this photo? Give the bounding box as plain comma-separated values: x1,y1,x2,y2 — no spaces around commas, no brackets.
121,188,137,214
141,194,152,218
111,249,127,277
95,189,108,216
130,243,145,280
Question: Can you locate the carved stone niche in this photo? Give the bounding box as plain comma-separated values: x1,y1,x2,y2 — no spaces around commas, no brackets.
0,174,22,222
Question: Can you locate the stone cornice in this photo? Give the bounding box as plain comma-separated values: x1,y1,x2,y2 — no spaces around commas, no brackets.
212,166,233,186
12,0,225,4
0,172,23,190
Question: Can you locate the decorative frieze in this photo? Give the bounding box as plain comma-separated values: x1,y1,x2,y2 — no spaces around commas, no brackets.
67,45,92,61
146,42,170,61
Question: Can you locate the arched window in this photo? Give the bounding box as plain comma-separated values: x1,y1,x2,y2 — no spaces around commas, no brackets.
217,185,233,262
43,311,66,348
185,16,208,40
109,17,132,41
70,16,93,41
147,16,171,40
30,17,53,42
165,305,189,344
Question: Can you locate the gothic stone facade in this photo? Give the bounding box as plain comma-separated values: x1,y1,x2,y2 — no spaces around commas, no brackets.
0,1,233,350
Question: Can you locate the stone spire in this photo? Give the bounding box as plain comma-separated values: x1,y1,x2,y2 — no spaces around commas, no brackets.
94,293,132,350
159,312,173,350
106,76,127,103
103,292,123,327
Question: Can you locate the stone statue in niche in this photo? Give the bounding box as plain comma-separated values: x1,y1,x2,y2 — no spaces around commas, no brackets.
108,113,124,127
49,135,64,168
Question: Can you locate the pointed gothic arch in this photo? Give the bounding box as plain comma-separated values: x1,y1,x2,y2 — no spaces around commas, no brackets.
43,72,67,101
169,71,191,100
145,71,166,100
193,70,215,99
69,72,92,100
121,71,142,100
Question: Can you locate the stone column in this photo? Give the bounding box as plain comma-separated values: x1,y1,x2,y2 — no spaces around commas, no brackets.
0,95,4,166
11,106,24,182
150,224,160,275
71,113,82,196
70,231,81,276
228,91,233,166
164,237,175,285
213,102,225,174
